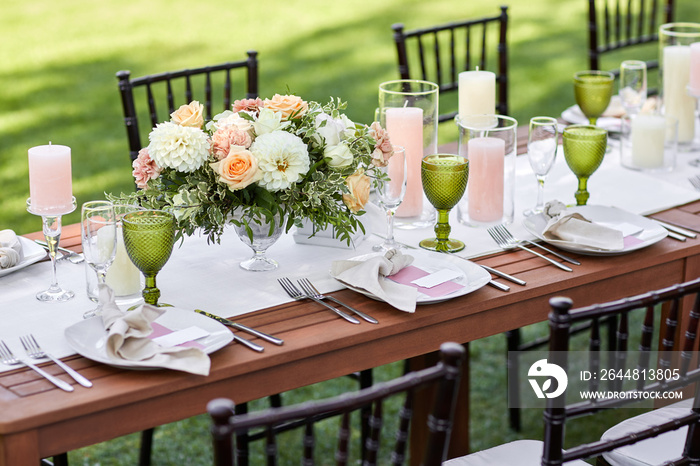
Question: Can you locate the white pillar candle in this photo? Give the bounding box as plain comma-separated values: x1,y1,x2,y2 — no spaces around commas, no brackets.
663,45,696,143
689,42,700,95
467,137,504,222
458,70,496,125
106,230,142,296
385,107,424,217
631,115,666,169
28,144,73,215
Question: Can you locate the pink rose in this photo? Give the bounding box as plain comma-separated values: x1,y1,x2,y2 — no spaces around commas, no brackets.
263,94,308,120
132,148,161,189
232,98,264,116
342,169,371,214
211,126,253,160
210,147,260,190
369,122,393,167
170,101,204,128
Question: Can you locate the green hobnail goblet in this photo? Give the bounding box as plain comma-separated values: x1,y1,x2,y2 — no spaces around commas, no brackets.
573,70,615,125
419,154,469,253
121,210,175,306
562,125,608,206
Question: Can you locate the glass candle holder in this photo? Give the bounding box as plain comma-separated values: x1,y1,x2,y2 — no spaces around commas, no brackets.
456,114,517,227
620,114,678,172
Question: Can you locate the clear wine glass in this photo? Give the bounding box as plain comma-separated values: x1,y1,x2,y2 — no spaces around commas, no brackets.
574,70,615,125
562,125,608,206
81,201,117,318
373,146,407,252
419,154,469,253
619,60,647,116
524,117,558,216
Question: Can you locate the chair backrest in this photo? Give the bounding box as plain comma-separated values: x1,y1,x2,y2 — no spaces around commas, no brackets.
540,277,700,465
116,50,259,163
392,6,509,123
587,0,675,76
208,342,465,466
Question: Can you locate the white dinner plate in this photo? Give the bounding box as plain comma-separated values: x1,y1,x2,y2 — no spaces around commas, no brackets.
0,237,46,278
334,249,491,305
561,105,622,133
522,205,667,256
64,307,233,370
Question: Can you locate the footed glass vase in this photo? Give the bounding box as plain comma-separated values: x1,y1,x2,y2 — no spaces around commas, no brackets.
234,213,283,271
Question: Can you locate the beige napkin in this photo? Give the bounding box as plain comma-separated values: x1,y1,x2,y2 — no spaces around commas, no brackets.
0,230,22,269
330,249,417,312
542,202,623,251
99,285,211,375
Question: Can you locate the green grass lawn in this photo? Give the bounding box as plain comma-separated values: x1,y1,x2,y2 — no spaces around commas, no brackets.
3,0,698,464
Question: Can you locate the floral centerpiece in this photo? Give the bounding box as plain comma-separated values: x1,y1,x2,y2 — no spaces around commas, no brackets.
113,95,393,245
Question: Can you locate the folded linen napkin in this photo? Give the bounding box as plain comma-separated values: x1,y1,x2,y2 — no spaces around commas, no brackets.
330,249,417,312
541,201,624,251
99,285,211,375
0,229,22,269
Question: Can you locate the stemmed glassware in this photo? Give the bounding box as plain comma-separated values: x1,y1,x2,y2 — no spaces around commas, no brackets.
562,125,608,206
574,70,615,125
81,201,117,318
373,146,407,252
619,60,647,116
419,154,469,253
524,117,558,216
122,210,175,306
234,212,283,271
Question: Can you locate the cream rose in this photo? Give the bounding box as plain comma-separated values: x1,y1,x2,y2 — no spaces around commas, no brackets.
324,143,353,168
342,169,371,214
171,101,204,128
253,108,289,135
210,147,260,191
263,94,308,120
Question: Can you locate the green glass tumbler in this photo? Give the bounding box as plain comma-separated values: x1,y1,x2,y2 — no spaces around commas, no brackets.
121,210,175,306
573,71,614,125
419,154,469,253
562,125,607,206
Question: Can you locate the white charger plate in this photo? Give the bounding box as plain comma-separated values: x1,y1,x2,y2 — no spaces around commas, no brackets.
522,205,667,256
64,307,233,370
0,237,46,278
561,105,622,133
333,249,491,305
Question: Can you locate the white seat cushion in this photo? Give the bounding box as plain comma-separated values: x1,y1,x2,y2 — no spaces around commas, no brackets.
601,399,694,466
442,439,589,465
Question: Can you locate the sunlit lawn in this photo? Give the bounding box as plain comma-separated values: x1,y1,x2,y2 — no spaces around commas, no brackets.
2,0,699,464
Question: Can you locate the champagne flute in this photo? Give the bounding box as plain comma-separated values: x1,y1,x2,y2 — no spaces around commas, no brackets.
419,154,469,253
574,70,615,125
122,210,175,306
619,60,647,116
562,125,608,206
524,117,558,216
81,201,117,318
373,146,407,252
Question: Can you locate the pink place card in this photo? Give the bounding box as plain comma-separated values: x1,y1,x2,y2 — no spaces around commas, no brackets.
150,322,206,349
623,235,645,248
388,266,464,298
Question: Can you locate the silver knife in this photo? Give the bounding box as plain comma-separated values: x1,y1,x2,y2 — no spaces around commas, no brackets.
194,309,282,347
487,280,510,292
479,264,527,286
652,219,697,239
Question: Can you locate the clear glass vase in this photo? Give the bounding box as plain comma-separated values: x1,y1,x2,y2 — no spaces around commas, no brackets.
234,213,283,272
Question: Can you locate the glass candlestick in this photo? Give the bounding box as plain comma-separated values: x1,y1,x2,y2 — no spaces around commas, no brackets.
27,197,77,302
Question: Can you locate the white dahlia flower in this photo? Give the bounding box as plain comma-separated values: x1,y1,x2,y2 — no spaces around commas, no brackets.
250,131,310,192
148,122,210,172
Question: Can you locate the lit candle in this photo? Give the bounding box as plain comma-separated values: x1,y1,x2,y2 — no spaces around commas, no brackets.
663,45,696,143
28,144,73,215
467,137,504,222
458,70,496,126
631,115,666,169
385,107,424,217
689,42,700,95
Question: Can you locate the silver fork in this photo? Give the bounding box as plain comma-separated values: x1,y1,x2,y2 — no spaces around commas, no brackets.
0,340,74,392
277,278,360,324
297,279,378,324
487,225,573,272
688,175,700,191
496,225,581,266
20,334,92,388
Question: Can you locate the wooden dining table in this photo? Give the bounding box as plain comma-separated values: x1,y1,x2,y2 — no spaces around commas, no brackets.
3,130,700,465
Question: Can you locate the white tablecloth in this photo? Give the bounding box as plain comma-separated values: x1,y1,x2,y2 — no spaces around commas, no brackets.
2,141,700,372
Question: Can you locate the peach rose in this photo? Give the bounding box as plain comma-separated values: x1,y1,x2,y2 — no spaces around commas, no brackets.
210,147,260,191
369,122,393,167
342,169,371,214
263,94,308,120
232,98,264,115
132,148,161,189
211,126,253,160
171,101,204,128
